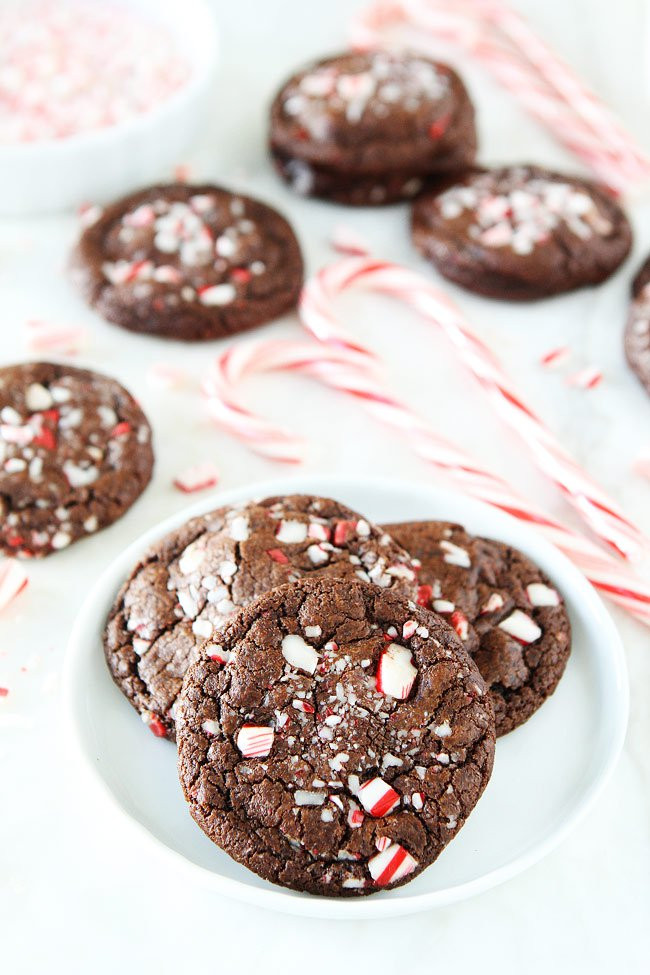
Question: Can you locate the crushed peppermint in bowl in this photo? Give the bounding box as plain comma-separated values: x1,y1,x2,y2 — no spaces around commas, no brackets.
0,0,190,145
0,0,218,214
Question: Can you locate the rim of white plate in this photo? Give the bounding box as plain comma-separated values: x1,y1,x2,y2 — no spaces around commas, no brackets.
62,474,629,920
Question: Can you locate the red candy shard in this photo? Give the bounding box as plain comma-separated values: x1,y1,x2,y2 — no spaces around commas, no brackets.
231,267,252,283
450,609,469,641
0,687,8,697
333,520,357,546
429,113,450,139
110,421,131,438
32,427,56,450
267,548,290,564
416,584,433,608
148,718,167,738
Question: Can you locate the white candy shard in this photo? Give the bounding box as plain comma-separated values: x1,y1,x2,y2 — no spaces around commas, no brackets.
202,719,220,736
294,790,326,806
440,540,471,568
276,519,308,543
281,634,319,674
376,643,417,700
526,583,560,607
498,609,542,644
236,725,274,757
25,383,53,412
178,547,204,575
229,515,249,541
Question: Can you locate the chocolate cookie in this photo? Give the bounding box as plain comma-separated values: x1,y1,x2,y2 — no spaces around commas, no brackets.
271,146,429,206
383,521,571,736
624,256,650,396
104,495,418,740
177,576,495,896
269,50,476,205
411,165,632,299
71,183,303,341
0,361,153,557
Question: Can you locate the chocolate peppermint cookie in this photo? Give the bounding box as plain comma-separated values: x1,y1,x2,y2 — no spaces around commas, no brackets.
384,521,571,735
177,577,495,896
270,50,476,205
71,183,303,341
0,362,153,558
104,495,417,740
411,165,632,299
624,256,650,397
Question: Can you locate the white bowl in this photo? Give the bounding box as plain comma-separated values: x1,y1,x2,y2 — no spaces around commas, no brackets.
63,475,629,919
0,0,218,215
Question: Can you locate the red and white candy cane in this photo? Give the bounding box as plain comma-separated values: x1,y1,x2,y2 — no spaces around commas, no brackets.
351,0,650,191
300,257,648,562
204,335,650,626
202,340,381,463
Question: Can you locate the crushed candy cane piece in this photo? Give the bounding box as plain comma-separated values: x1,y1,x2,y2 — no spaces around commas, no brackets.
566,366,603,389
236,725,274,757
526,583,560,606
282,634,319,674
498,609,542,644
25,319,87,355
540,345,571,368
376,643,417,699
358,777,400,817
368,843,417,886
0,560,28,612
330,224,370,256
173,462,220,494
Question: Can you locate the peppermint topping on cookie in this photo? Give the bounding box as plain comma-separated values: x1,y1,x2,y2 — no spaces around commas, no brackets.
437,167,614,255
100,193,266,307
526,583,561,607
368,843,418,886
376,643,417,700
282,634,320,674
357,777,400,817
0,363,151,557
281,51,449,132
498,609,542,644
236,725,274,758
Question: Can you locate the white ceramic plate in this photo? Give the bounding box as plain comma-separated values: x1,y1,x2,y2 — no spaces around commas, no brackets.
63,475,629,919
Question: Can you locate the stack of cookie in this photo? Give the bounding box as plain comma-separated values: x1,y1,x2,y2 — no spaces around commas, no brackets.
103,493,571,897
269,50,477,206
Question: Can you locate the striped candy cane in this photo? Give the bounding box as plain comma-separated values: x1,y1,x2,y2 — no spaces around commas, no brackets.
300,257,648,561
350,0,650,191
204,334,650,625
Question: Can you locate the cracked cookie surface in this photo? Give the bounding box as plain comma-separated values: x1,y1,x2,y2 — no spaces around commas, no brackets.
411,164,631,299
104,494,418,740
384,520,572,735
177,576,495,897
71,182,303,341
0,361,153,557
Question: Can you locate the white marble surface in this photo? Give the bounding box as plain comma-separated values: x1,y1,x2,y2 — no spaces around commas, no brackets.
1,0,649,970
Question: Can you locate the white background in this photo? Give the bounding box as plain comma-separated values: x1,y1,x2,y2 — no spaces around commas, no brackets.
1,0,649,970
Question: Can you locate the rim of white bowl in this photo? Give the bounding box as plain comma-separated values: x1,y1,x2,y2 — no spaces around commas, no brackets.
0,0,219,159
